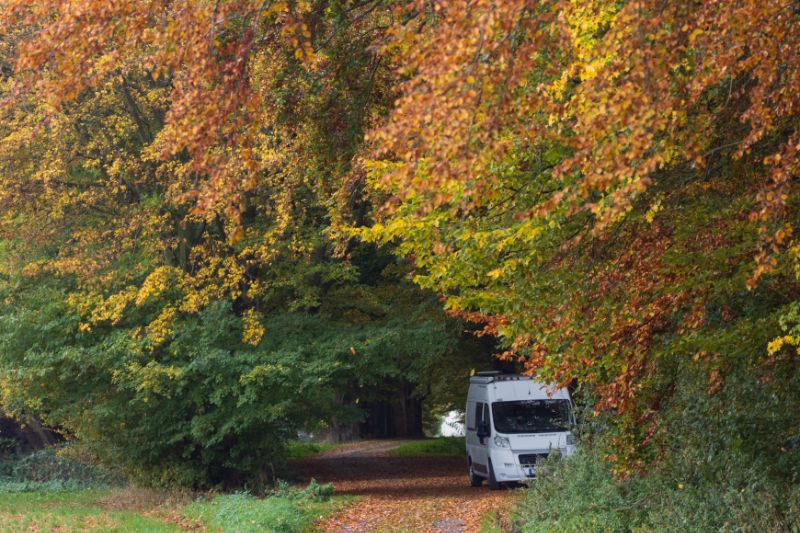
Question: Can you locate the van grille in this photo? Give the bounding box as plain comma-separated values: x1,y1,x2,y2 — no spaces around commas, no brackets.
518,453,549,467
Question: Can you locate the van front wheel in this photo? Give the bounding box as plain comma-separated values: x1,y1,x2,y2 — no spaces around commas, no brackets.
487,459,501,491
468,459,483,487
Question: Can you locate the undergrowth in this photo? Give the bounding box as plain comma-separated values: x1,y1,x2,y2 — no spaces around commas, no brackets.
0,445,123,492
390,437,465,457
283,441,338,462
512,365,800,532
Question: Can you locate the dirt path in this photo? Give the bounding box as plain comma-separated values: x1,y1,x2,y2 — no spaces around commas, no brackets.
293,440,516,532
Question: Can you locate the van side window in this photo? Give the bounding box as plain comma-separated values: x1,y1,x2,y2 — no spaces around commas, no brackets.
472,402,483,431
474,401,490,429
466,401,476,430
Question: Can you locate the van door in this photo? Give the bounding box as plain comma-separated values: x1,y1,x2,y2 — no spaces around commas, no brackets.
468,401,490,476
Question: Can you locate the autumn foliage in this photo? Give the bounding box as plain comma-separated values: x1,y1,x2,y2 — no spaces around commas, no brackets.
361,0,800,469
0,0,799,497
0,1,489,486
0,0,390,348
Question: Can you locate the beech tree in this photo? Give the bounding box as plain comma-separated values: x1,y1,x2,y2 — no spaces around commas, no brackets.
358,0,800,470
0,1,496,486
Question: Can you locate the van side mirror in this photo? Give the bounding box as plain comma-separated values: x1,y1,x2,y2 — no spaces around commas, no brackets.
477,422,490,443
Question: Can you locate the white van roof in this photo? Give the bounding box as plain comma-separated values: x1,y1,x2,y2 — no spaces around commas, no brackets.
469,372,535,384
469,373,570,401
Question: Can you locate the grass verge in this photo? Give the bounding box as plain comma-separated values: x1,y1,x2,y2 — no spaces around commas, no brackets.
0,489,184,532
0,480,353,532
479,511,505,533
389,437,465,457
283,441,339,462
182,482,355,533
0,443,353,532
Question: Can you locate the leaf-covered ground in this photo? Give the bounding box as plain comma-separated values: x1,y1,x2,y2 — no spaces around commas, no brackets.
293,440,516,532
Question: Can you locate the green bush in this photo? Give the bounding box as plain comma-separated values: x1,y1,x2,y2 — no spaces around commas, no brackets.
0,445,124,494
515,446,800,532
0,479,84,494
0,279,480,489
0,293,353,489
9,447,123,487
513,360,800,532
274,478,334,501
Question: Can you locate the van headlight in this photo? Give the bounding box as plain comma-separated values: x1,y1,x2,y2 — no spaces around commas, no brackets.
566,432,577,445
493,435,510,447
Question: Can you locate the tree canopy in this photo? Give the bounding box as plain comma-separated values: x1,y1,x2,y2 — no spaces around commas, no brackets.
0,0,799,490
0,1,491,487
359,0,800,470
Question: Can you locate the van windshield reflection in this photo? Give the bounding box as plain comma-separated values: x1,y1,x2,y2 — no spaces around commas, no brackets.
491,399,572,434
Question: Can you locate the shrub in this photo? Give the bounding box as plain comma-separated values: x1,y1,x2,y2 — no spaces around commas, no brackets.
9,447,123,487
0,296,347,489
515,446,800,532
513,360,800,532
0,283,478,489
0,445,124,494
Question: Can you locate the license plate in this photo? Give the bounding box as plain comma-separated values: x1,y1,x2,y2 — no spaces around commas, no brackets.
525,467,535,477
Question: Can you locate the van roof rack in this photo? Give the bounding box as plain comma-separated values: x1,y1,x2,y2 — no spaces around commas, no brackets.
470,372,533,384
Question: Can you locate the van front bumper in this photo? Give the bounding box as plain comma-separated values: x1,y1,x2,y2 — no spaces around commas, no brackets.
492,446,576,481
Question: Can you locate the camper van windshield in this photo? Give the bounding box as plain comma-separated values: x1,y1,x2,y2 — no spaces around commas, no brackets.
491,399,572,434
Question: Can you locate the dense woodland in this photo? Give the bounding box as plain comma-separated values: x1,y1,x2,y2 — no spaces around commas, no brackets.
0,0,799,530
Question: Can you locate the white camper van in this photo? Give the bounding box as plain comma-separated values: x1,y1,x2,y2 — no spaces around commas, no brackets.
466,372,576,489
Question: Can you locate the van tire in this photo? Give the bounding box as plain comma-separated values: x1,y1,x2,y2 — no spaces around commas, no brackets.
468,459,483,487
487,459,501,490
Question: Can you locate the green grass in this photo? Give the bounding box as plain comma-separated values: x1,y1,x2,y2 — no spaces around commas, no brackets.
0,444,353,532
479,511,505,533
0,481,353,532
0,489,183,532
283,441,338,461
389,437,465,457
182,490,355,533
